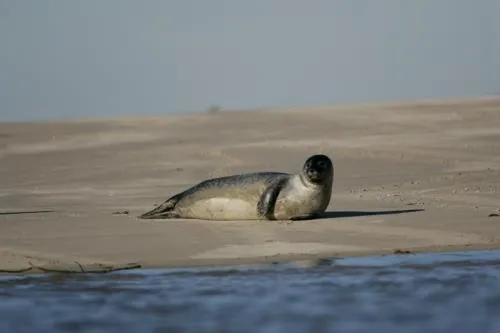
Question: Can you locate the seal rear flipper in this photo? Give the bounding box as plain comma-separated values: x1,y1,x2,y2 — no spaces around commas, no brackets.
257,177,288,220
138,193,183,219
138,210,181,219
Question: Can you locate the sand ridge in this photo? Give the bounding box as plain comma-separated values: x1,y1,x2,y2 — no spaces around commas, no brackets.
1,97,500,274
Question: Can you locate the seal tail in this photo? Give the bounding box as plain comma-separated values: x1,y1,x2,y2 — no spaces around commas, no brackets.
138,194,182,219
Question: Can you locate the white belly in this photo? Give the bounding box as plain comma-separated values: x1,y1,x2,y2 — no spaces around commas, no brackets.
184,197,259,220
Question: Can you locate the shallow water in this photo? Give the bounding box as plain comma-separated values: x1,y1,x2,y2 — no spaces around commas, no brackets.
1,250,500,333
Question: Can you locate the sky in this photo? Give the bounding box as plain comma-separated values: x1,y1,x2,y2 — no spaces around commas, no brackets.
1,0,499,121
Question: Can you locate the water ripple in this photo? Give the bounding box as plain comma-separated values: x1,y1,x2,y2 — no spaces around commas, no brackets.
1,250,500,333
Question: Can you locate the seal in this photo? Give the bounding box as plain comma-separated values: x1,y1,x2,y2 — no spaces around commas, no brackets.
138,154,334,221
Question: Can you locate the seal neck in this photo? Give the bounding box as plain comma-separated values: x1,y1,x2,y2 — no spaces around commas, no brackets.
299,172,320,188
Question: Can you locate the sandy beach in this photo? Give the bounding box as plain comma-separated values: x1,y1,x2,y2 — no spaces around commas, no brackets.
1,97,500,274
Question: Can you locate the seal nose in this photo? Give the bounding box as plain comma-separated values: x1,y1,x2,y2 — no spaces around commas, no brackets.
306,165,322,179
308,170,320,178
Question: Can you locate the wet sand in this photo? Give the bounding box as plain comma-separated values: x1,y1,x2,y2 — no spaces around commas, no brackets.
1,97,500,273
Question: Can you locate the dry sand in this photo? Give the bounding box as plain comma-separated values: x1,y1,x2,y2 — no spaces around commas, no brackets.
1,97,500,274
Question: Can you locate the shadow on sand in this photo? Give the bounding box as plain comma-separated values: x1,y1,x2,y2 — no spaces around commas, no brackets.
0,210,55,216
313,208,425,220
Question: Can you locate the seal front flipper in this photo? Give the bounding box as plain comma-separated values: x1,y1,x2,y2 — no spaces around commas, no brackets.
138,193,183,219
257,178,288,220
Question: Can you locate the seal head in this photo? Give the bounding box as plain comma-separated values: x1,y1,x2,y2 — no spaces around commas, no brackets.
301,154,334,185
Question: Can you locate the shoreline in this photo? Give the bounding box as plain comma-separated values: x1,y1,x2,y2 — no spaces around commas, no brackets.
2,242,500,276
